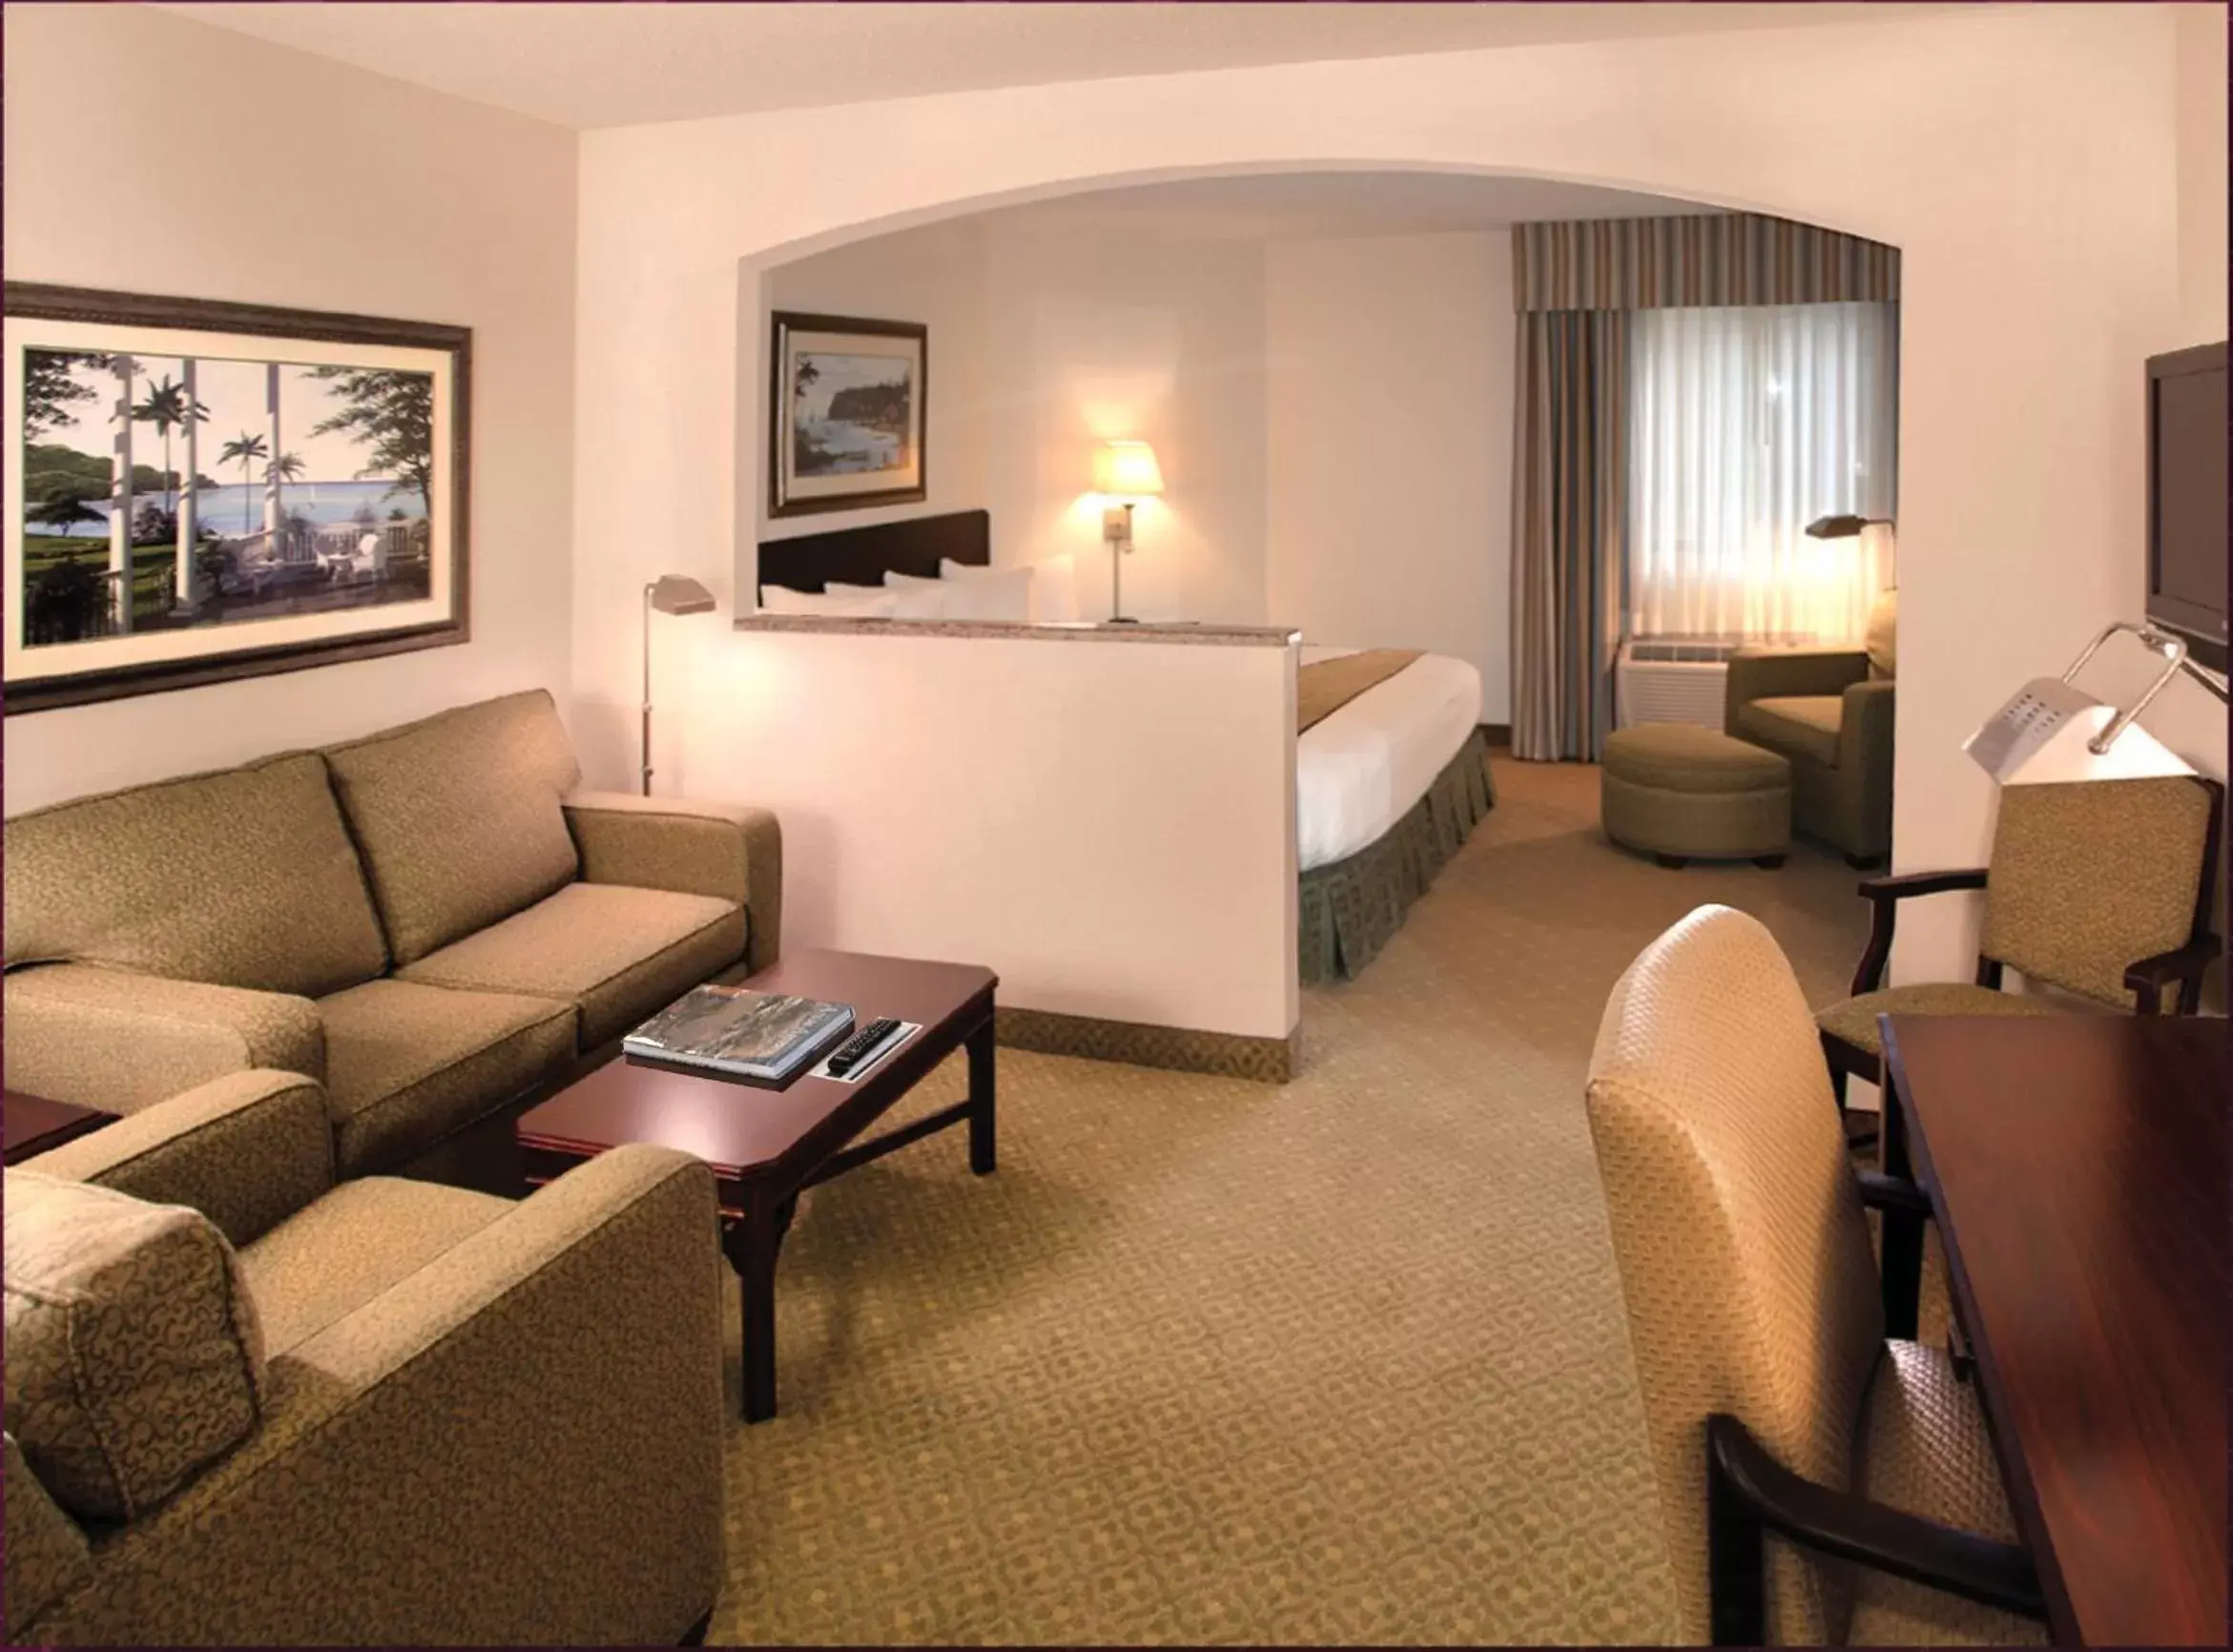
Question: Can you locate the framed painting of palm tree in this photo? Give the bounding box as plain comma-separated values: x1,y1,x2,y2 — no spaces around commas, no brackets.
769,311,927,518
3,282,468,713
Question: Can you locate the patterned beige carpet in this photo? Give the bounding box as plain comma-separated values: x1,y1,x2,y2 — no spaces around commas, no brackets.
711,754,1873,1644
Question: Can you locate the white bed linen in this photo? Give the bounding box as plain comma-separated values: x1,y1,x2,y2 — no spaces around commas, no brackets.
1297,646,1484,872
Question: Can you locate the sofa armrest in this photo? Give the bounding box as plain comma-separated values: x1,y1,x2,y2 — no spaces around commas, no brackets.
2,965,324,1114
32,1070,334,1248
23,1145,726,1648
1724,647,1871,732
5,1434,93,1642
565,790,782,973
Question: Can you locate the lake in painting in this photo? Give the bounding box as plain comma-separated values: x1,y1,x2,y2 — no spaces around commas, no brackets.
793,350,914,477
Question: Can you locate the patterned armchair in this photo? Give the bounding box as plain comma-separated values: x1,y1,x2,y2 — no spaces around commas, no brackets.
1585,905,2047,1645
3,1071,725,1646
1816,775,2223,1117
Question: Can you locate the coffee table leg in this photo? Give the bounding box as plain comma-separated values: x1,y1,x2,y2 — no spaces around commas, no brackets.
726,1198,783,1423
967,1016,997,1175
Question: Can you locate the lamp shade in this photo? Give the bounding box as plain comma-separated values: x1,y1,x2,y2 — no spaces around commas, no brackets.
1093,440,1165,498
647,574,715,615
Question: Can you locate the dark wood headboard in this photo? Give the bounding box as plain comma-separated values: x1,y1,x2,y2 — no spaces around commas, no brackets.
756,509,990,594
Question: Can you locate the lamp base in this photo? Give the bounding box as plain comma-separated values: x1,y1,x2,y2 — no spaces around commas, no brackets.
1105,615,1141,626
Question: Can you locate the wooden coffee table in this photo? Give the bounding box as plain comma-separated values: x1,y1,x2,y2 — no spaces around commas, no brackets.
515,948,997,1422
5,1090,117,1165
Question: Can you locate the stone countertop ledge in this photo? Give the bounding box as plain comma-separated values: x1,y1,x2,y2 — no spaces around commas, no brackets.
733,614,1301,647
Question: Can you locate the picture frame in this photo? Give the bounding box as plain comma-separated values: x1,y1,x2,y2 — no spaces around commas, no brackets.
4,282,469,715
769,310,927,518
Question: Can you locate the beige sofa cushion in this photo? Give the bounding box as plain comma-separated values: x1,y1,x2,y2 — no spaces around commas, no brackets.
323,691,584,966
239,1177,510,1354
315,980,578,1177
397,883,747,1048
1736,693,1845,768
2,1171,264,1522
2,753,387,999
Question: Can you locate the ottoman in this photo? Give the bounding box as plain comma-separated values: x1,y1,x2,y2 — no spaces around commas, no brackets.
1601,724,1791,868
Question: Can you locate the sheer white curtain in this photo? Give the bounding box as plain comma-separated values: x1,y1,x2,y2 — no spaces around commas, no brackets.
1627,301,1897,644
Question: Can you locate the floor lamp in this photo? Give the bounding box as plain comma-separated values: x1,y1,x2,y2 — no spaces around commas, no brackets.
642,574,715,795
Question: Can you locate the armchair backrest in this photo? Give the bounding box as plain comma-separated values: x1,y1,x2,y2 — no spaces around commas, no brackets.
1980,776,2219,1006
1585,905,1884,1646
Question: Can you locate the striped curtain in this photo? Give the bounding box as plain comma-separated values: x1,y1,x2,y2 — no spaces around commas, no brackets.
1508,214,1899,761
1512,312,1628,761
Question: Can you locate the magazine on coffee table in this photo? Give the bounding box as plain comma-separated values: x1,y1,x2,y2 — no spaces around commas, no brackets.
623,984,854,1084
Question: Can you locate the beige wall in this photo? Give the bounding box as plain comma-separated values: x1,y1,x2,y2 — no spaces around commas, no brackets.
2,5,577,816
755,208,1269,626
573,5,2193,984
2174,4,2229,347
685,630,1299,1039
976,211,1268,625
758,218,989,555
1265,231,1513,715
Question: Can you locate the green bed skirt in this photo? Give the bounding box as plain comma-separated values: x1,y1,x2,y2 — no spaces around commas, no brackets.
1298,727,1497,984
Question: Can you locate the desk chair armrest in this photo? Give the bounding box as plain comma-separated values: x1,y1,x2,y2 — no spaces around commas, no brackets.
1850,869,1992,995
2125,936,2220,1015
1854,1168,1933,1219
1705,1413,2046,1647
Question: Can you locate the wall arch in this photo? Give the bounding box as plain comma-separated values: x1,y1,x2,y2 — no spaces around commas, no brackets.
571,4,2187,984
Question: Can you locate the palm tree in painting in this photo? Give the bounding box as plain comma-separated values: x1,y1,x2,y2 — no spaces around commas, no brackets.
268,451,307,485
129,375,209,515
218,432,268,531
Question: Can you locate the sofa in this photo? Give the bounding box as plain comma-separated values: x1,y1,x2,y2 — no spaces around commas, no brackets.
3,1069,725,1646
2,690,781,1185
1723,591,1897,867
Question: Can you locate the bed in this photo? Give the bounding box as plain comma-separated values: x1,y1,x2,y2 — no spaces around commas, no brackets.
755,511,1496,984
1295,646,1495,983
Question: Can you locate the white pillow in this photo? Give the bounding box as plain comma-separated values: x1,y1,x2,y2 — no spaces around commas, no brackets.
931,560,1034,623
757,586,899,618
1023,552,1080,624
828,579,946,620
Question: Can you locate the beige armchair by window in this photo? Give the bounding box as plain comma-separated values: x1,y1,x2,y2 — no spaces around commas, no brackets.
1585,905,2046,1645
1724,592,1897,867
1815,774,2223,1120
3,1070,726,1647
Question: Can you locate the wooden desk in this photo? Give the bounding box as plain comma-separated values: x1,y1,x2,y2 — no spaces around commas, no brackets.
1880,1014,2226,1648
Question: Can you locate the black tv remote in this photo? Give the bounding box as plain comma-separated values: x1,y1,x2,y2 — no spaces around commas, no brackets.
825,1017,902,1077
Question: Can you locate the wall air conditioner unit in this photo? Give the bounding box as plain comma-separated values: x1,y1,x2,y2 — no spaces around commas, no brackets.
1615,637,1743,731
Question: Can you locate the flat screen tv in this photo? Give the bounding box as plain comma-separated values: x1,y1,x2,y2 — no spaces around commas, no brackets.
2146,341,2227,671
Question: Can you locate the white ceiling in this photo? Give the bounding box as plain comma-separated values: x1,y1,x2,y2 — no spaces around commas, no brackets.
156,3,1971,132
983,171,1714,242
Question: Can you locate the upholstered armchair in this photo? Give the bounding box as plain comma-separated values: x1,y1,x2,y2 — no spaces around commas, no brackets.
1725,595,1897,867
1816,774,2223,1113
1585,905,2046,1645
3,1070,726,1647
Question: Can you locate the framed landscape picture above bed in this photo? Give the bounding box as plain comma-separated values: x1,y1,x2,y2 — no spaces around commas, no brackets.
769,310,926,518
3,282,468,715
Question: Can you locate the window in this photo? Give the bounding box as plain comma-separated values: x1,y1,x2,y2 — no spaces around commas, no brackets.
1628,301,1897,644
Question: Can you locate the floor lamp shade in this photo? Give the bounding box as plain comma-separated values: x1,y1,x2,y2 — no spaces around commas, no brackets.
642,573,716,795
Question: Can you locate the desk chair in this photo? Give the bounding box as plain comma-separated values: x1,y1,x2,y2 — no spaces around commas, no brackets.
1816,775,2223,1127
1586,905,2046,1645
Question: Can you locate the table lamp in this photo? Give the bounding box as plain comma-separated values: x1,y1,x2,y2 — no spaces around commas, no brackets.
642,573,715,795
1093,440,1164,623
